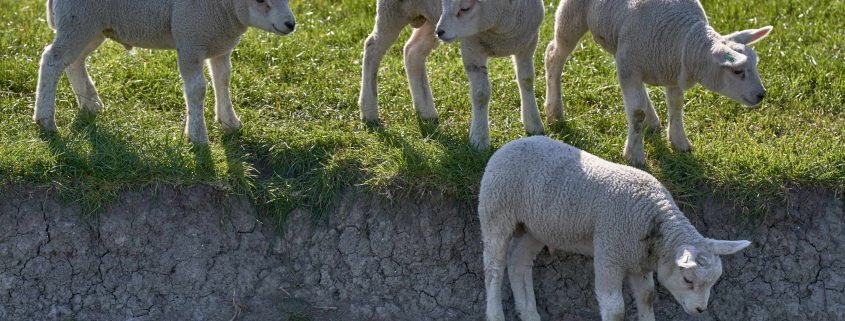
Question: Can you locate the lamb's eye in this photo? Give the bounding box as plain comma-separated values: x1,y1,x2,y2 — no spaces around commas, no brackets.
683,276,694,285
256,0,265,3
733,69,745,76
458,6,471,17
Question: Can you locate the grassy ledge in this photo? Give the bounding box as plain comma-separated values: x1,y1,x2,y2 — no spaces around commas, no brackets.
1,0,843,220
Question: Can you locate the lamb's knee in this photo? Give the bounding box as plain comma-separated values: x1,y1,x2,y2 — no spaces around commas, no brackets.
184,78,207,101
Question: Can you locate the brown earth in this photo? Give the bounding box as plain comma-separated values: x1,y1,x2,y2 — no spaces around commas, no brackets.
0,185,842,320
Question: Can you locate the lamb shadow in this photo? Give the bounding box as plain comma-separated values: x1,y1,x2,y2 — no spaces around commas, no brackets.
38,111,145,213
644,132,708,202
220,132,362,221
370,125,490,202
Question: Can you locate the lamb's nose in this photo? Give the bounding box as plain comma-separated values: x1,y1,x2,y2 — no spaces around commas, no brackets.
285,21,296,31
757,90,766,101
436,29,446,38
696,307,706,314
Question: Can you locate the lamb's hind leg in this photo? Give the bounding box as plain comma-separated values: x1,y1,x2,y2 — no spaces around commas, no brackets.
34,27,100,131
513,43,544,136
65,34,105,114
209,52,241,134
358,5,406,124
403,21,440,122
544,0,588,123
507,232,545,321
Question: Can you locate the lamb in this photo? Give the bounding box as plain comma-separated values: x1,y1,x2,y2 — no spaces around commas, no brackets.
479,136,751,321
543,0,773,166
358,0,545,150
34,0,296,144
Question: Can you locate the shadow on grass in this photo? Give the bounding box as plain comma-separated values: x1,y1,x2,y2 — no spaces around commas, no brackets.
369,124,490,203
38,111,143,214
220,132,364,227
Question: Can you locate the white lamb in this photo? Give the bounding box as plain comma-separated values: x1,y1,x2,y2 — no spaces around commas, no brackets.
544,0,773,166
479,136,751,321
358,0,546,150
34,0,296,144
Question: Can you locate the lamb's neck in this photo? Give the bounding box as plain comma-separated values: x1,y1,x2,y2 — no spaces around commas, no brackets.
654,202,704,263
487,0,530,36
680,23,719,89
219,0,249,37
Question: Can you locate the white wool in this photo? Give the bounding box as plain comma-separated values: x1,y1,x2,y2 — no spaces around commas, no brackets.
34,0,296,144
358,0,546,150
479,136,751,321
544,0,772,166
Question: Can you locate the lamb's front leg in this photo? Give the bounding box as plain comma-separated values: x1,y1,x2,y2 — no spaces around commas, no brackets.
594,261,626,321
665,86,691,151
462,45,492,150
177,50,209,144
628,272,656,321
513,46,544,136
209,52,241,134
619,76,651,166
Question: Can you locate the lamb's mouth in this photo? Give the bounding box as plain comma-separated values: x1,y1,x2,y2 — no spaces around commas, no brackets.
272,24,291,35
743,96,762,107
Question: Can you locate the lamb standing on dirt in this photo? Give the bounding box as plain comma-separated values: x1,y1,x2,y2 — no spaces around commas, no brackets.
34,0,296,144
479,136,751,321
544,0,772,165
358,0,545,149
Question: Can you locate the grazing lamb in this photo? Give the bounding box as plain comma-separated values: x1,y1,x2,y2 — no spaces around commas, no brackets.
479,136,751,321
34,0,296,144
543,0,773,165
358,0,545,150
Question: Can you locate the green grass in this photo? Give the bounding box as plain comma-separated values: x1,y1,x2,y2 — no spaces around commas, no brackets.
1,0,842,219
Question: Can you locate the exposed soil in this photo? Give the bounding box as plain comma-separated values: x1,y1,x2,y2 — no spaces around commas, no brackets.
0,185,842,320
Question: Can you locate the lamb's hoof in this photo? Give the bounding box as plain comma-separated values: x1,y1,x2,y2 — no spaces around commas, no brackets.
80,100,104,114
623,148,646,167
669,136,691,152
363,118,383,129
34,117,58,133
219,120,242,135
470,137,491,152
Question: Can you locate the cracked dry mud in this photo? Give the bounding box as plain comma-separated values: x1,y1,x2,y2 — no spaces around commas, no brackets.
0,186,842,320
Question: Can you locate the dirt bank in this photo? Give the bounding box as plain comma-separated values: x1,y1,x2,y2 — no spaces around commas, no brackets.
0,186,842,320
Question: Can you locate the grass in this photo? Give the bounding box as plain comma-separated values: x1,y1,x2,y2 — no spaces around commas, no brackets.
0,0,842,220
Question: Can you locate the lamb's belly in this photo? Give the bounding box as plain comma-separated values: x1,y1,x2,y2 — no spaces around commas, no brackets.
528,228,594,257
103,27,176,50
551,239,593,256
473,36,535,57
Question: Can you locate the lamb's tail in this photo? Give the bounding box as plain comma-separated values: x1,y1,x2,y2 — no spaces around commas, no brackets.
45,0,55,30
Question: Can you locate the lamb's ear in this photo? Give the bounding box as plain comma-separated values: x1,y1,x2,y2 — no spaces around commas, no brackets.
727,26,773,46
709,239,751,255
675,245,699,268
712,46,747,68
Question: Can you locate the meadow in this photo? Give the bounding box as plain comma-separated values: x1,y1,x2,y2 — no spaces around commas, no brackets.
0,0,842,222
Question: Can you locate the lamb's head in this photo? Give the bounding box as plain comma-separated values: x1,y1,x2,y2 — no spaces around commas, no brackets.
435,0,497,42
239,0,296,35
657,239,751,315
699,26,772,107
